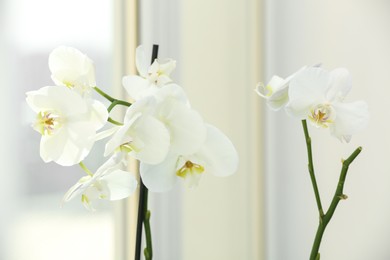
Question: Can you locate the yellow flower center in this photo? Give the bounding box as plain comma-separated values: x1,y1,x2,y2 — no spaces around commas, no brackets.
63,80,75,88
33,111,62,135
309,104,334,128
176,160,205,187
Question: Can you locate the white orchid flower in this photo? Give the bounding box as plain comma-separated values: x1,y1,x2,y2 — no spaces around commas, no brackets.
140,124,239,192
256,66,306,110
104,85,205,164
285,67,369,142
63,153,137,211
49,46,96,94
104,97,171,164
26,86,108,166
122,45,176,101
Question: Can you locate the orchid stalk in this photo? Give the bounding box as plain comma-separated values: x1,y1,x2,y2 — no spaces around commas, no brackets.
302,120,362,259
134,44,159,260
256,66,369,259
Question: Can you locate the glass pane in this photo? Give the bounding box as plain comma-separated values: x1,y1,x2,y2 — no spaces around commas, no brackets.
2,1,115,259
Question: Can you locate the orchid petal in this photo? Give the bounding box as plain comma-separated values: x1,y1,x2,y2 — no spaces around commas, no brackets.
122,75,150,100
26,86,87,115
89,100,108,130
286,67,330,117
288,67,329,102
62,175,92,204
41,121,95,166
330,101,369,142
39,128,67,163
101,170,138,200
285,97,315,119
104,117,138,156
157,58,176,75
124,97,156,122
326,68,352,101
49,46,96,89
129,115,170,164
153,83,189,105
196,124,239,177
156,98,207,155
140,153,178,192
94,126,120,142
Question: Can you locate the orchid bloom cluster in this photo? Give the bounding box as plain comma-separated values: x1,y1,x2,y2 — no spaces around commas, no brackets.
256,66,369,141
26,46,239,210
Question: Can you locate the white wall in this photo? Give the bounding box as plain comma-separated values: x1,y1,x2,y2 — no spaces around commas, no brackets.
265,0,390,259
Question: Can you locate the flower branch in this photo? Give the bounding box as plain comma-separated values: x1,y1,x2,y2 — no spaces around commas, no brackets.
93,86,132,113
309,146,362,260
302,120,324,217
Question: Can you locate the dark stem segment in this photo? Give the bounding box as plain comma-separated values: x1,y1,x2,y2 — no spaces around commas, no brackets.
302,120,324,217
151,45,159,64
135,182,148,260
309,146,362,260
135,44,158,260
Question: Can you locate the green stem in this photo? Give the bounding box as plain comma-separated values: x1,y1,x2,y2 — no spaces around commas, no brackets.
302,120,324,217
79,162,93,176
143,192,153,260
107,100,132,112
107,117,123,126
309,147,362,260
93,86,115,102
93,86,131,110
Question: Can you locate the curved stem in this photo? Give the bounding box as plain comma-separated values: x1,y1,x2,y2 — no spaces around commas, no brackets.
107,117,123,126
93,86,115,102
107,99,132,112
309,147,362,260
93,86,132,110
302,120,324,217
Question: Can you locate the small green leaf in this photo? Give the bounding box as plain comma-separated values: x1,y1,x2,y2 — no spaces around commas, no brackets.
315,253,320,260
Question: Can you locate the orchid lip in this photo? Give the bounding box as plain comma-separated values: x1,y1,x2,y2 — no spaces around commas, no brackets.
176,160,205,178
